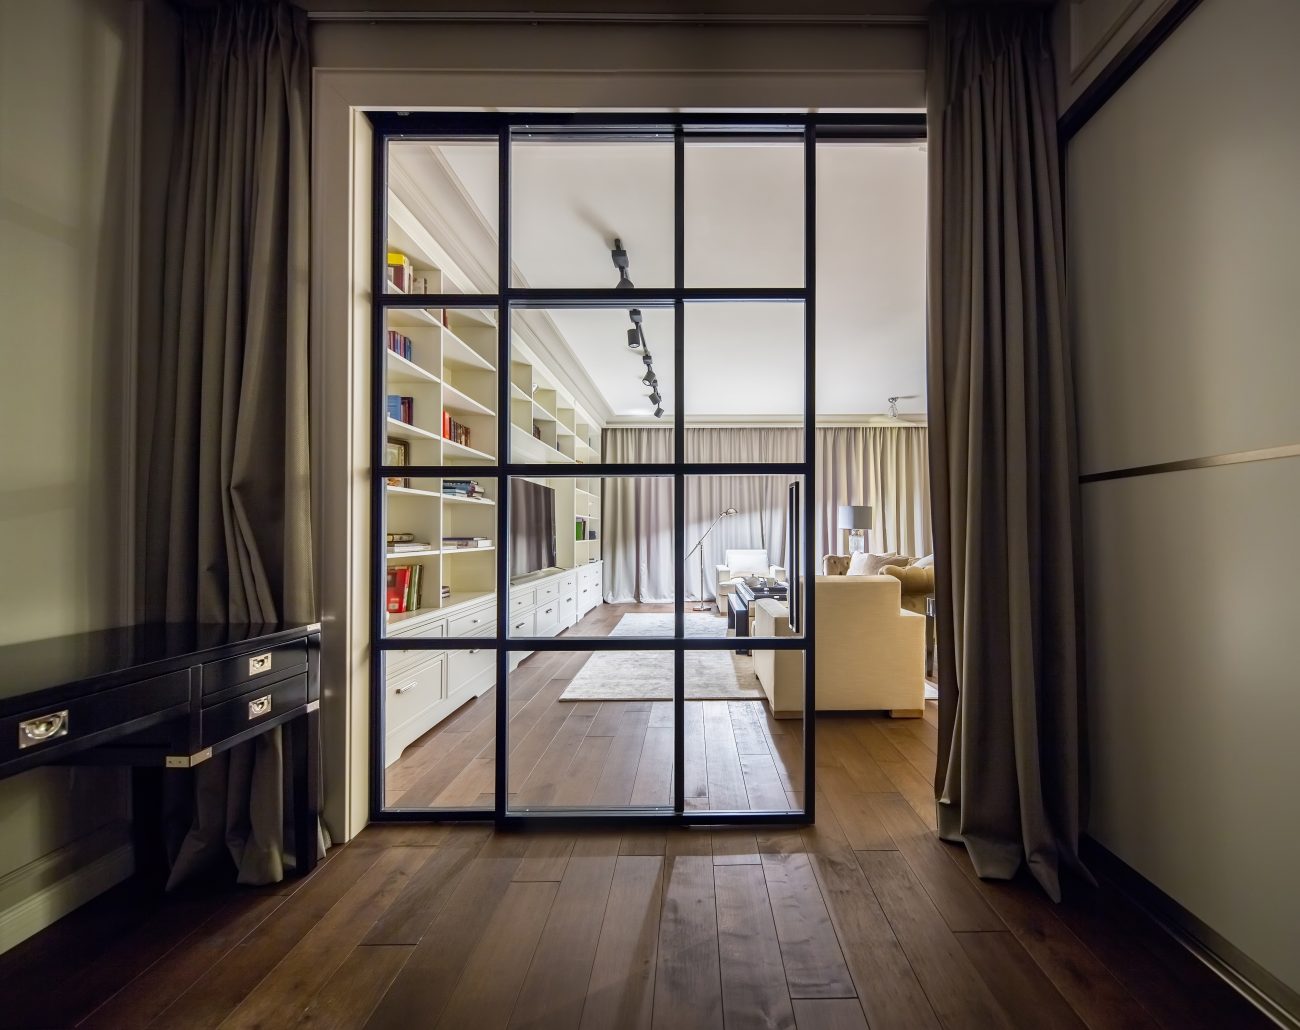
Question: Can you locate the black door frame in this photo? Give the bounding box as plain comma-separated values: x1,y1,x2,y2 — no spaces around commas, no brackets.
367,111,926,827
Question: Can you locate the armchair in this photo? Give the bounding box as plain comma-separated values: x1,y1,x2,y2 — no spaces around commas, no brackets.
714,549,786,610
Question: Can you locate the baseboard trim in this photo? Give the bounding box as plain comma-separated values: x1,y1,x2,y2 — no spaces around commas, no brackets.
0,842,135,954
1082,836,1300,1029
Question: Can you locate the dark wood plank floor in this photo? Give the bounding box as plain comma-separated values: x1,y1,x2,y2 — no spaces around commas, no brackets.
386,603,811,813
0,703,1271,1029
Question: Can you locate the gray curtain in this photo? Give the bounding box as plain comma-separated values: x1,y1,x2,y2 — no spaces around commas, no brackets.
816,426,932,559
604,426,930,602
927,5,1087,901
137,1,317,886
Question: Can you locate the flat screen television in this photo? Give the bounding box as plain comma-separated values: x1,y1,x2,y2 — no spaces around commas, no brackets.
509,479,557,577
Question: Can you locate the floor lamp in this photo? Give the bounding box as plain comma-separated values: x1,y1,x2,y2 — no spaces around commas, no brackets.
685,507,738,612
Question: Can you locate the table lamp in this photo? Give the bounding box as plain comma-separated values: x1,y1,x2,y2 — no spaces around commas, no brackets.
838,504,872,554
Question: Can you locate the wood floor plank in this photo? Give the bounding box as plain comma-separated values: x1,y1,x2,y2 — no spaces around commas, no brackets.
715,864,797,1030
818,783,897,852
790,999,870,1030
940,845,1156,1030
957,930,1086,1030
801,832,939,1029
552,732,615,808
711,830,760,865
435,880,560,1030
620,830,667,857
760,851,856,999
818,723,895,793
364,830,489,944
579,855,663,1030
514,834,577,882
868,793,1002,932
683,702,709,799
220,846,433,1030
769,729,806,791
587,700,628,737
629,726,673,808
365,839,530,1029
740,751,790,810
727,700,771,755
875,758,938,830
293,945,412,1029
512,702,601,807
653,855,723,1030
153,844,390,1030
703,701,748,810
589,704,652,807
854,850,1011,1030
509,835,620,1029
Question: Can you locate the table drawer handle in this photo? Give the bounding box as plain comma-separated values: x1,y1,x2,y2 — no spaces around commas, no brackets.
248,695,272,719
248,652,273,676
394,681,418,695
18,710,69,749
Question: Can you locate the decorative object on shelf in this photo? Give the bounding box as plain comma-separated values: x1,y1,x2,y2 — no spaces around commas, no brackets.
384,438,409,487
532,423,542,440
838,504,872,554
685,507,739,612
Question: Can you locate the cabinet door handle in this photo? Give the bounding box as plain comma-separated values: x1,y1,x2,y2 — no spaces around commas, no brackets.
471,618,480,624
514,621,526,631
248,652,272,676
394,681,418,695
248,695,272,719
18,710,69,749
545,607,553,614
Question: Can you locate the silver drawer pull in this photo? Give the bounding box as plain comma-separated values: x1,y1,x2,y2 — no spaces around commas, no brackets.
545,607,553,614
394,681,418,695
248,695,272,719
248,652,273,676
514,622,525,631
471,618,480,624
18,710,69,749
469,649,481,655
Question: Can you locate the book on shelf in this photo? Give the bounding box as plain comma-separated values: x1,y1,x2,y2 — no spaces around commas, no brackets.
385,330,414,361
440,585,451,599
442,537,491,549
442,479,484,498
387,395,414,424
385,562,425,613
387,251,413,292
441,411,471,448
384,439,410,487
387,531,415,543
388,541,432,553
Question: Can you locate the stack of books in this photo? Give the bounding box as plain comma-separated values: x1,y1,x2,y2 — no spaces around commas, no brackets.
387,395,414,424
443,479,485,499
386,563,424,614
386,532,431,554
386,252,438,294
442,537,491,550
385,330,414,360
442,411,471,447
440,584,451,601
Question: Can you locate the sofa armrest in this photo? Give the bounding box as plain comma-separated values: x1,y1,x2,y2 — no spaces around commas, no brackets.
715,564,732,583
881,565,934,594
753,598,792,637
769,565,787,583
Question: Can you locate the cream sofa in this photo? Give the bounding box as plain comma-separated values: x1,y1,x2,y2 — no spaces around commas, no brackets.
752,575,925,718
714,548,785,609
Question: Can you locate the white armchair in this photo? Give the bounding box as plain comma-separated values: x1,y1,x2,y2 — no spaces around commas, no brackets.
714,549,786,609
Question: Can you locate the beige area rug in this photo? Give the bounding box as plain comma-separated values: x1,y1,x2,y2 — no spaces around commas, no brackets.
558,612,765,702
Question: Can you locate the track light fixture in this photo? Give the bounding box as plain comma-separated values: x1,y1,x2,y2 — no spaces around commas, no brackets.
642,350,653,367
641,369,656,387
648,389,662,406
653,405,664,418
611,238,634,290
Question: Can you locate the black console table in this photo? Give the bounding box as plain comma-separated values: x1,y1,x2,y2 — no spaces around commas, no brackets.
727,577,789,655
0,622,322,878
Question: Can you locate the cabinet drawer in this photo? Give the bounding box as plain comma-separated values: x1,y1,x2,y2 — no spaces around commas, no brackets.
448,605,494,636
200,674,307,749
386,653,445,730
537,581,559,603
3,670,190,764
559,595,577,628
560,573,576,594
535,598,561,634
509,589,535,613
448,646,494,698
509,610,535,637
202,637,308,698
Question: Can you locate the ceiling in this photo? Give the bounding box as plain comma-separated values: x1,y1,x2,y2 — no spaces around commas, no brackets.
399,137,926,421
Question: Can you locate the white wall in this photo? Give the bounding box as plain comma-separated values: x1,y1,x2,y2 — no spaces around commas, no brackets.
0,0,140,950
1066,0,1300,996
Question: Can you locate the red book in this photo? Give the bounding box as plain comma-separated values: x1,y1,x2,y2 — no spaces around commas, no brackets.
443,410,451,439
386,566,411,613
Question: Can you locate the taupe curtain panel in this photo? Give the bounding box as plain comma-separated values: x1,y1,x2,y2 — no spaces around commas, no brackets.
928,5,1086,901
604,426,931,602
136,1,316,886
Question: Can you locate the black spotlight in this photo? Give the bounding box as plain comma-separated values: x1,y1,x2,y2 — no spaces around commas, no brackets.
641,369,656,387
627,327,641,349
611,238,634,289
653,404,664,418
648,389,662,406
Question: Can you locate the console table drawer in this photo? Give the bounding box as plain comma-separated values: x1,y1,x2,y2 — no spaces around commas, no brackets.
536,581,559,603
202,637,308,698
535,599,561,635
509,610,535,637
386,653,445,728
448,605,494,636
509,589,535,613
200,674,308,748
2,670,190,764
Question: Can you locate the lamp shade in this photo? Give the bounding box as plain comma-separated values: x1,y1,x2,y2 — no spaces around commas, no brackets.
837,504,872,530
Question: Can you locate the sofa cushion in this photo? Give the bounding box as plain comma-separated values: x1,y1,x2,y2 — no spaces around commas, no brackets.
849,551,901,576
912,553,935,569
822,554,852,576
724,549,769,577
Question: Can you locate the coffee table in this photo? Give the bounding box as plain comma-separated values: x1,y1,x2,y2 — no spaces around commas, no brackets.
727,576,789,655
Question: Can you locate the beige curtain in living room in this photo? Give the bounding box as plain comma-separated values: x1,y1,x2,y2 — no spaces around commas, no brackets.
928,4,1087,901
816,425,932,559
136,1,317,886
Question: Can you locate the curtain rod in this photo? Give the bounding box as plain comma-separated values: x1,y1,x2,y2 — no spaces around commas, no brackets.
304,11,927,25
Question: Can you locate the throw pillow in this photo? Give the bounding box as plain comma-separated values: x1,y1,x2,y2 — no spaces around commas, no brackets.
863,552,902,575
846,551,872,576
913,553,935,569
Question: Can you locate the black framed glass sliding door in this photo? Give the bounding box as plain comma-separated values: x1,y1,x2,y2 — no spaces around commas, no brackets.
367,112,924,826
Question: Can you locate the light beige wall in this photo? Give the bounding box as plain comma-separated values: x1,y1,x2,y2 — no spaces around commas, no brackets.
1067,0,1300,995
0,0,140,950
1052,0,1180,113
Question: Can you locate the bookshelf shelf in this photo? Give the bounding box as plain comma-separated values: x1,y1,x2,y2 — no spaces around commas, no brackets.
442,383,494,418
386,350,440,385
442,494,495,506
442,438,496,463
442,545,496,555
386,417,440,442
443,330,495,372
386,485,440,499
386,548,441,559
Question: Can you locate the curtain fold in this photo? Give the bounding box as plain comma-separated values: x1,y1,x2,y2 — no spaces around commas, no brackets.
137,1,317,887
603,426,930,602
927,4,1087,901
